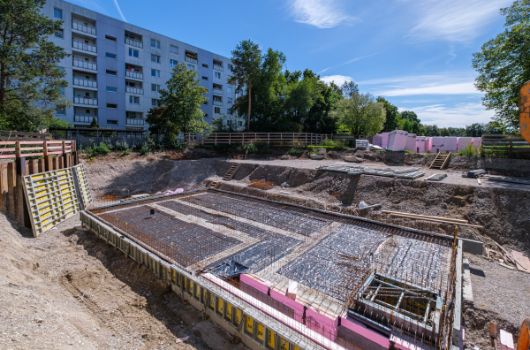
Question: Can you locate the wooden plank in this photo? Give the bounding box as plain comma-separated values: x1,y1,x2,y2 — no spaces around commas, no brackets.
0,163,5,211
7,162,15,217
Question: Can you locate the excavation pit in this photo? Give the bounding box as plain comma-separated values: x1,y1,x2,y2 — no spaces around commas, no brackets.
85,189,461,350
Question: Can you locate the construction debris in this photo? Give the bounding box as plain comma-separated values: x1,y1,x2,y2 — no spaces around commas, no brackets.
320,164,425,179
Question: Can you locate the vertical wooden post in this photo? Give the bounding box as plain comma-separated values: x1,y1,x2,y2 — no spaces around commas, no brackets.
0,163,5,212
15,157,28,226
7,162,15,218
43,140,51,171
62,140,68,168
38,158,45,172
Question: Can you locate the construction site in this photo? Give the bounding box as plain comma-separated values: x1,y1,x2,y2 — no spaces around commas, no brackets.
1,132,529,350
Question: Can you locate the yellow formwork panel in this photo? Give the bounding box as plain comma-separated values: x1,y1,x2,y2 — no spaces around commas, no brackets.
209,292,215,310
266,329,276,349
279,336,289,350
256,322,265,342
216,297,225,316
225,302,233,322
23,165,91,237
234,308,243,327
245,315,254,335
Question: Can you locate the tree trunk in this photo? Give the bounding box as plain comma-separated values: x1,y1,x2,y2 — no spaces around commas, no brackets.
247,83,252,131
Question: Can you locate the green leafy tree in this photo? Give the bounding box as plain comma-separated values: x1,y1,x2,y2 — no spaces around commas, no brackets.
465,123,485,137
473,0,530,130
485,120,507,134
0,0,67,131
423,124,440,136
146,63,207,145
229,40,262,130
398,110,422,134
376,97,400,131
332,93,385,137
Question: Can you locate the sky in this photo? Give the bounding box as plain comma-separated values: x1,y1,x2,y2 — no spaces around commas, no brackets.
69,0,512,128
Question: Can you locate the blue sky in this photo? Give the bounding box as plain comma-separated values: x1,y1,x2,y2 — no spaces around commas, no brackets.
70,0,512,127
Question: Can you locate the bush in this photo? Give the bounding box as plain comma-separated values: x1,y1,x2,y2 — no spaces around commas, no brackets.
114,140,129,152
287,147,304,156
242,143,258,154
83,142,110,158
321,138,345,150
459,144,478,158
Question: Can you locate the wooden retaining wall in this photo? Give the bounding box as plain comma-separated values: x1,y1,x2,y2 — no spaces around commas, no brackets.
0,140,78,229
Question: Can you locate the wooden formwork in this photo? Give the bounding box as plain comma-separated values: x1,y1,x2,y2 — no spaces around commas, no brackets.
22,164,91,237
0,139,78,229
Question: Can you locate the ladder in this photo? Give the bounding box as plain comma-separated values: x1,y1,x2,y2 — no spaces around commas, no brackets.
429,152,451,169
223,163,240,181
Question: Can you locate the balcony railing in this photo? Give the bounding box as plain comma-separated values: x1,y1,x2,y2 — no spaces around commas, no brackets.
126,87,143,95
74,115,96,124
73,60,97,71
72,22,96,35
125,37,143,48
74,97,97,106
125,71,143,80
213,64,223,71
185,56,198,64
213,87,223,93
126,118,145,126
72,41,96,53
73,78,97,89
213,100,223,106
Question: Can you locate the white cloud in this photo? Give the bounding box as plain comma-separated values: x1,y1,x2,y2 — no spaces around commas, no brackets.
399,103,494,127
113,0,127,22
408,0,510,42
320,75,353,86
290,0,356,29
360,73,481,97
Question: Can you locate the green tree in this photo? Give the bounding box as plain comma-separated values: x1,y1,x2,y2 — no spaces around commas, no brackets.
0,0,67,131
398,110,422,134
465,123,485,137
146,63,207,145
485,120,507,134
376,97,400,131
229,40,262,130
332,93,385,137
473,0,530,130
423,124,440,136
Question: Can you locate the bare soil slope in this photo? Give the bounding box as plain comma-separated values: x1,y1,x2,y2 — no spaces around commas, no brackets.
0,214,245,350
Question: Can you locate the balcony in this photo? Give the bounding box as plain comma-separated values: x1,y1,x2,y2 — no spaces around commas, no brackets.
73,78,97,89
126,118,145,126
72,22,96,36
213,64,223,71
185,56,198,64
125,70,143,80
125,37,143,48
126,87,143,95
74,97,97,106
74,115,96,124
72,41,96,54
73,60,97,71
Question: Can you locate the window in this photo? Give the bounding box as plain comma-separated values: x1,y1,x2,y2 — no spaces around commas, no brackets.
106,86,118,92
105,52,117,58
55,106,66,114
227,97,233,104
150,38,161,49
214,107,221,114
54,29,64,38
129,95,140,104
170,44,179,54
151,98,160,106
214,71,221,79
202,63,209,68
151,83,160,92
54,7,63,19
106,103,118,108
213,83,223,91
105,35,117,42
169,59,178,68
105,69,117,75
151,54,160,63
201,76,208,81
128,48,139,57
151,68,160,77
228,64,233,72
107,119,118,125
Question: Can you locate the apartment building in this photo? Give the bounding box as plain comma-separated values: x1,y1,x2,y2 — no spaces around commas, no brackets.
43,0,245,131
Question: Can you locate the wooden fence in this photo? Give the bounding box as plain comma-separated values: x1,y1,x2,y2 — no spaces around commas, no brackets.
482,135,530,159
184,132,355,146
0,130,52,140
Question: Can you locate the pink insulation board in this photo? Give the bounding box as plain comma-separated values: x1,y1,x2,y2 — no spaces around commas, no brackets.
240,274,270,294
405,134,417,152
305,307,339,340
269,288,305,323
432,136,458,152
457,137,473,151
387,130,409,151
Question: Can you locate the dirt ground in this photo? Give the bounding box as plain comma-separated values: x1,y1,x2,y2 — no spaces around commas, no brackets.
0,213,246,350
